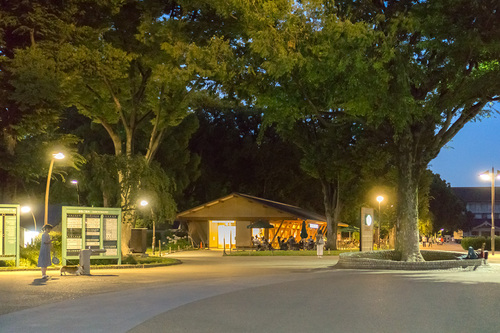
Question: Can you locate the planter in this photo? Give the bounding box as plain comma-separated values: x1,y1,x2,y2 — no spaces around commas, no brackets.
335,250,485,270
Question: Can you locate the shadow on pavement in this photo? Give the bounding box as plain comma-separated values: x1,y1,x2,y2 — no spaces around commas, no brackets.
30,277,60,285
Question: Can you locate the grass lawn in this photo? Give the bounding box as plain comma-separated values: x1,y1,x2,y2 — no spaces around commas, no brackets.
225,249,359,256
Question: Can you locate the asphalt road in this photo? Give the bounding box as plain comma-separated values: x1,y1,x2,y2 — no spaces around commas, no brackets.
2,249,500,332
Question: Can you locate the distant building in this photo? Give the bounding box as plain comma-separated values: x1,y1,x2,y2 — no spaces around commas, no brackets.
452,187,500,237
177,193,347,249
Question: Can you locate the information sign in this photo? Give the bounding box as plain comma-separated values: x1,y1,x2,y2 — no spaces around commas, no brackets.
360,207,374,252
62,207,121,265
0,205,20,267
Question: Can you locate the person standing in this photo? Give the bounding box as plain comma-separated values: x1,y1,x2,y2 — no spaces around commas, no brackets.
37,224,53,279
316,231,325,258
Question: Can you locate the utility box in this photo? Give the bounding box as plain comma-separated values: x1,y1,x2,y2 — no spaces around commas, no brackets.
62,207,122,265
130,228,147,253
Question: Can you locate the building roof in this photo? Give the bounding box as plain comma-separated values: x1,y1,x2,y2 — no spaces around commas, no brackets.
177,192,345,225
452,187,500,203
235,193,328,222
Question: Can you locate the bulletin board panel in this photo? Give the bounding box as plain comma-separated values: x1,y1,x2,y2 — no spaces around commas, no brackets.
62,206,122,265
0,205,20,267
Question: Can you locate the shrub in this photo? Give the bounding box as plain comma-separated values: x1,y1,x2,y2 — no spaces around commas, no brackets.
461,236,500,251
122,255,138,265
19,231,62,267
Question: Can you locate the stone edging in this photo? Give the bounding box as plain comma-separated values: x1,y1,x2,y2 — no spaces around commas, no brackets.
335,250,485,270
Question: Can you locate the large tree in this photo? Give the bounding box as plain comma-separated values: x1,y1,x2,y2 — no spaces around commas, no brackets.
336,0,500,261
61,0,236,253
0,0,90,203
234,0,500,260
227,0,390,249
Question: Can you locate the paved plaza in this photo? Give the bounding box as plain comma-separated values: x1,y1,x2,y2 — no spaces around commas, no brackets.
1,247,500,332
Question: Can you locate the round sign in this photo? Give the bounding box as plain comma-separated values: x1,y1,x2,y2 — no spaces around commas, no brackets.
365,214,372,226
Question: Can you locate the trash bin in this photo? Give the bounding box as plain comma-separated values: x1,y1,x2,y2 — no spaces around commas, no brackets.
484,251,489,260
79,249,92,275
79,248,107,275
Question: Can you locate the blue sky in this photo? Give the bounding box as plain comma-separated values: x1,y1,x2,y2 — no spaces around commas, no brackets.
429,114,500,188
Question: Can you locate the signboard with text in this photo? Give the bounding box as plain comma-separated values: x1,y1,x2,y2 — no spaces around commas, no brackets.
0,205,20,266
62,206,121,265
360,207,374,252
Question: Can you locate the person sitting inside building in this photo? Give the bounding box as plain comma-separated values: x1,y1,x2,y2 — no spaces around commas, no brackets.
287,236,298,250
307,236,315,250
277,237,287,250
252,235,261,249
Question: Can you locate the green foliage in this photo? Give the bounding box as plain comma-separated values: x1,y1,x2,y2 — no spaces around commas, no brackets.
122,255,138,265
227,249,357,256
19,231,62,267
461,237,487,251
461,237,500,252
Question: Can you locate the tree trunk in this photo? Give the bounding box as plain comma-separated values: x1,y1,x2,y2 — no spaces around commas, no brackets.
395,133,424,262
118,167,133,256
121,210,133,256
322,180,340,250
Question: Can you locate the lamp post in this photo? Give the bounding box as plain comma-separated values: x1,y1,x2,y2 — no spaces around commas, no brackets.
44,153,65,227
21,206,37,231
480,167,500,255
71,180,80,206
141,200,156,255
376,196,384,250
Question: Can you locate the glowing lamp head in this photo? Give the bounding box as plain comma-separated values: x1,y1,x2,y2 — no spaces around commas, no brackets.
140,200,149,207
480,172,491,181
376,196,384,203
71,180,78,184
53,153,65,160
21,206,31,213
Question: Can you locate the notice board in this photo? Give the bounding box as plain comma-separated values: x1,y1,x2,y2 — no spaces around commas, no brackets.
0,205,20,267
62,206,122,265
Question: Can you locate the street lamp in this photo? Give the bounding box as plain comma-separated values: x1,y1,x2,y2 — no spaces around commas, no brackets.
44,153,65,227
376,196,384,250
21,206,37,231
140,200,156,255
480,167,500,255
71,180,80,206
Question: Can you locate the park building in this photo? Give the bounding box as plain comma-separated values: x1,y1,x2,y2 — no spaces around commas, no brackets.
177,193,347,250
453,187,500,237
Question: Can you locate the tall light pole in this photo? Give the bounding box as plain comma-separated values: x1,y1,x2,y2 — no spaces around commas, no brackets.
141,200,156,255
71,180,80,206
21,206,37,231
376,196,384,250
480,168,500,255
44,153,65,227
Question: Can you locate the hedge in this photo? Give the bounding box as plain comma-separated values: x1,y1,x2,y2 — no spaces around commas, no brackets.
461,236,500,251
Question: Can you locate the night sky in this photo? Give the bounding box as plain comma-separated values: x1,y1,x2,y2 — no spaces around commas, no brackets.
429,110,500,188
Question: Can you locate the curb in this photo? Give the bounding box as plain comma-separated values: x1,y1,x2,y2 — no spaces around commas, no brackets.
336,250,486,270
